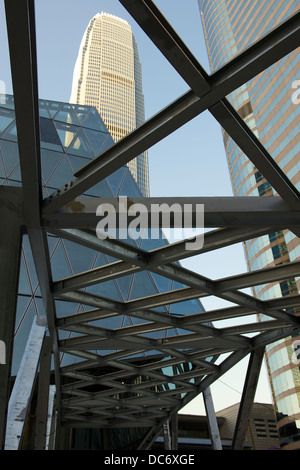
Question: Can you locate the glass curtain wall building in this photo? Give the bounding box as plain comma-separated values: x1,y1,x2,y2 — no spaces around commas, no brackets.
0,95,205,448
198,0,300,449
70,12,149,197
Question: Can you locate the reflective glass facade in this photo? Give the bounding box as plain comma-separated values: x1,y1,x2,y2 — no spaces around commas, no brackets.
199,0,300,449
0,95,204,381
70,12,149,197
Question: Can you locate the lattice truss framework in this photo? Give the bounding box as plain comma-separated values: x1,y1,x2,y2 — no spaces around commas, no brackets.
4,0,300,439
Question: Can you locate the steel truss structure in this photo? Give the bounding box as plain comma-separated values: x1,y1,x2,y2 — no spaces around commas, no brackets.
1,0,300,450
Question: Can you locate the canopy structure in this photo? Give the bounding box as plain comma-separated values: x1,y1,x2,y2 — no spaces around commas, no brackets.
1,0,299,451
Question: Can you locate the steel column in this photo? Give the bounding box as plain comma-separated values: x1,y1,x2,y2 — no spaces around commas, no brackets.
163,419,171,450
231,348,265,450
5,317,47,450
34,336,52,450
170,413,178,450
203,387,222,450
0,187,23,450
5,0,62,422
46,385,56,450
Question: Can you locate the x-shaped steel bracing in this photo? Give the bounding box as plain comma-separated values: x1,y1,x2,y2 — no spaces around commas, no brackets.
4,0,300,447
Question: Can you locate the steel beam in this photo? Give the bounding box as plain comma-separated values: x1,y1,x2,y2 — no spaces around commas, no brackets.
4,0,62,425
46,385,56,450
215,261,300,292
231,348,265,450
52,241,300,295
170,413,178,450
147,226,276,265
5,317,47,450
4,0,41,229
0,188,23,449
50,225,276,267
34,336,52,450
163,420,171,450
203,387,222,450
42,196,300,229
54,255,299,328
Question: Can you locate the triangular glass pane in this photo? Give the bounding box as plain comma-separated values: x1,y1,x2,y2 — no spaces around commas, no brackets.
40,117,63,152
50,240,72,281
46,154,74,188
115,274,134,302
67,128,93,158
150,272,172,294
83,107,108,132
67,154,89,173
38,100,51,118
71,103,91,125
0,108,15,133
12,301,36,375
47,233,60,255
100,134,114,153
55,121,79,150
40,116,51,133
34,297,45,315
172,280,188,290
2,95,14,110
86,279,121,301
85,178,113,197
0,152,6,178
120,315,133,328
7,163,21,183
93,251,109,268
106,167,126,196
1,120,18,142
18,251,32,295
118,168,143,197
169,298,203,316
63,239,97,275
53,103,80,126
0,140,19,174
21,236,39,289
140,228,168,251
44,100,63,118
14,295,30,328
83,128,110,157
55,298,82,318
92,314,124,330
128,272,158,301
41,148,64,183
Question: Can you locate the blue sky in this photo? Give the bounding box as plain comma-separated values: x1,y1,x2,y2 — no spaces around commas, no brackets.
0,0,273,413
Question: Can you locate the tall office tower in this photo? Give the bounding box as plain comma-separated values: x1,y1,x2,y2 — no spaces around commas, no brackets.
199,0,300,449
70,12,149,197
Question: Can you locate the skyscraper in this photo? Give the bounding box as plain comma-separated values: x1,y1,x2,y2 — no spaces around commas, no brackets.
70,12,149,197
199,0,300,449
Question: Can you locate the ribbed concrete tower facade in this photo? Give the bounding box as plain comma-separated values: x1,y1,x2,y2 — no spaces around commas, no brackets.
199,0,300,449
70,12,149,197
